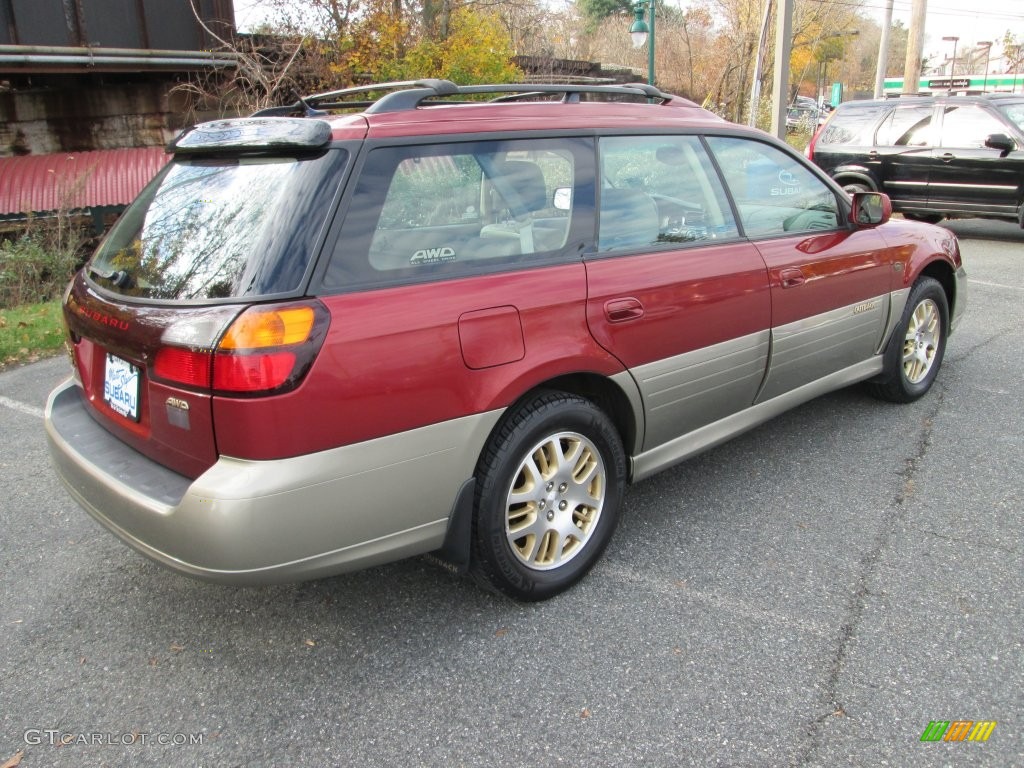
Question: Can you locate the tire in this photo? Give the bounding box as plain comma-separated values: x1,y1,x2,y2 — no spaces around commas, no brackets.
470,391,626,601
867,277,949,403
841,181,871,195
903,212,944,224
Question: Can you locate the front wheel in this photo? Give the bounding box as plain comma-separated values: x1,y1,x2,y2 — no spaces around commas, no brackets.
470,391,626,601
867,277,949,403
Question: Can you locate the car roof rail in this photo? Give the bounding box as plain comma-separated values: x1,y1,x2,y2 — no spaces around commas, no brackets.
251,79,689,117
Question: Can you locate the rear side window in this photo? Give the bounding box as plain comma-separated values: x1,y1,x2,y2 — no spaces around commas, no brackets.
324,138,591,290
88,150,347,301
817,104,889,146
875,105,934,146
597,135,738,251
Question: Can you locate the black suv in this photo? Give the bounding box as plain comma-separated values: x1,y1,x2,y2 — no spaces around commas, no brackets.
806,93,1024,226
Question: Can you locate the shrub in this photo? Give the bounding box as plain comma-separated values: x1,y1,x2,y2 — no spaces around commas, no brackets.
0,229,80,308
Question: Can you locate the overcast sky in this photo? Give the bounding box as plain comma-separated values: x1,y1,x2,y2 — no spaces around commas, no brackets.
231,0,1024,60
878,1,1024,58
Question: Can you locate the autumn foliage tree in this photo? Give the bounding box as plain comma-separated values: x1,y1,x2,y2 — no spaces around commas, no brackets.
349,5,520,83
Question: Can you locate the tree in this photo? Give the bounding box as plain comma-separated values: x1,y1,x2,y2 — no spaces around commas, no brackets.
578,0,635,30
356,6,521,83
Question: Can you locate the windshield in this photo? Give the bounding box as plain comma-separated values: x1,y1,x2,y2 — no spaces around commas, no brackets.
997,103,1024,133
89,149,347,301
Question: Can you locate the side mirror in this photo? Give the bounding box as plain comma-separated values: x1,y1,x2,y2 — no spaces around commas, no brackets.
849,191,892,227
984,133,1016,156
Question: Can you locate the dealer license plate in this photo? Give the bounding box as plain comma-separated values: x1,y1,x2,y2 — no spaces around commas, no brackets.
103,353,140,422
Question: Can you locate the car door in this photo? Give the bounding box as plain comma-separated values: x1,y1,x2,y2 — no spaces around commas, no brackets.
705,136,897,402
927,103,1023,218
873,103,937,211
584,135,771,451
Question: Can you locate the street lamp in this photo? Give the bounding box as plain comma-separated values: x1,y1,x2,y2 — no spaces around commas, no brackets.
977,41,993,92
629,0,656,86
942,35,959,91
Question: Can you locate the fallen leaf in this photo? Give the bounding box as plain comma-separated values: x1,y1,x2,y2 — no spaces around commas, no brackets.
17,321,28,328
79,656,86,665
580,708,591,719
148,657,158,667
494,628,509,638
304,639,316,647
170,642,185,652
1,750,24,768
0,316,6,328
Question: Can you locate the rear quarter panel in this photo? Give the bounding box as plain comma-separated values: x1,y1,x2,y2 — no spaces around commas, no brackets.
212,265,626,460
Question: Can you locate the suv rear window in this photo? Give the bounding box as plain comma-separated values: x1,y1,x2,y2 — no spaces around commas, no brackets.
88,149,348,301
817,103,889,146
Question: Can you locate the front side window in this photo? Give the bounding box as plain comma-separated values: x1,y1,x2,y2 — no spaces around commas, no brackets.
597,135,738,252
706,137,841,237
325,139,588,289
939,105,1010,148
89,150,347,301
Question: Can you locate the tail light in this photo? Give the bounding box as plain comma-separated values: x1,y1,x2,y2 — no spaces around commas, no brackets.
805,110,834,161
153,301,329,395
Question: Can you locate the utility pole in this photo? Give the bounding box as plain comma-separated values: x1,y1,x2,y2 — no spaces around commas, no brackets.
770,0,794,139
748,0,773,127
874,0,894,98
902,0,927,94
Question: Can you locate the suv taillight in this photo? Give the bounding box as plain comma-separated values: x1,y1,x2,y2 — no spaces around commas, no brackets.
805,127,820,160
153,301,329,395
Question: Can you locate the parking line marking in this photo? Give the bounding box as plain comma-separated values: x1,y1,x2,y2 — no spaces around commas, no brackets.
968,279,1024,292
0,396,44,419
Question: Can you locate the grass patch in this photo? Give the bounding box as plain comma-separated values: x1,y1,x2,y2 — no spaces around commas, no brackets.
0,299,67,369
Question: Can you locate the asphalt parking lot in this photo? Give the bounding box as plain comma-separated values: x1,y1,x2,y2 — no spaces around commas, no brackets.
1,219,1021,767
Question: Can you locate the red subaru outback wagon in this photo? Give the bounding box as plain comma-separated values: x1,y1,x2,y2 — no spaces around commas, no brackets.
45,80,966,601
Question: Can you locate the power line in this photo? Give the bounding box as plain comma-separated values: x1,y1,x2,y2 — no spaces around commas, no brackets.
806,0,1024,23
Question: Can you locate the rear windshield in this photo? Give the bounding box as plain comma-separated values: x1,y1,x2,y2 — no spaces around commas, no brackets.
88,149,347,301
816,103,890,146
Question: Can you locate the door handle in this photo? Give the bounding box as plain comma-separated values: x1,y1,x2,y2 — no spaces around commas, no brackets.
604,297,645,323
940,153,956,162
779,268,805,288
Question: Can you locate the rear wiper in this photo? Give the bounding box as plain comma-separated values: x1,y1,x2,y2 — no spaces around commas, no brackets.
88,265,134,288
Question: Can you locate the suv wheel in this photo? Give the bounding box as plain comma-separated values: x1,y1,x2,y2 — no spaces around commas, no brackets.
841,181,871,194
470,391,626,601
867,277,949,403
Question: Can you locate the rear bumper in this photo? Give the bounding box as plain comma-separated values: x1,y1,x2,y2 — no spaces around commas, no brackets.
45,379,501,584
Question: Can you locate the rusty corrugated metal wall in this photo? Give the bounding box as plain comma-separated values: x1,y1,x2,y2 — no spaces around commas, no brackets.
0,0,235,50
0,146,169,215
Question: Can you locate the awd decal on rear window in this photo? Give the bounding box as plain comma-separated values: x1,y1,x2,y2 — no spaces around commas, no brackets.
411,247,457,265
